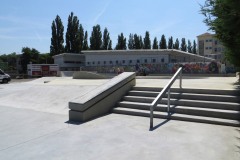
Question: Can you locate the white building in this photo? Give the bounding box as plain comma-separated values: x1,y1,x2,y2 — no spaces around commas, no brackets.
53,49,214,71
197,33,225,61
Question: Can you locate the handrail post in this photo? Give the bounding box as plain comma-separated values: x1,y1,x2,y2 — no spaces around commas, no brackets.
150,106,153,129
149,67,183,129
167,88,170,114
180,69,182,89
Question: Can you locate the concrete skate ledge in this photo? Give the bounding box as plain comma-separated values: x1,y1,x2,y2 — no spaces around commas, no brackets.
73,71,106,79
69,72,136,122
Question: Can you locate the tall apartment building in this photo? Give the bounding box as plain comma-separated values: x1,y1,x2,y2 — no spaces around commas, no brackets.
197,33,225,61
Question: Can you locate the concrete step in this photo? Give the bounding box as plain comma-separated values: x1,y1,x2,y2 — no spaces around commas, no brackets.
128,90,240,103
112,107,240,127
118,101,240,120
123,96,240,111
133,87,240,96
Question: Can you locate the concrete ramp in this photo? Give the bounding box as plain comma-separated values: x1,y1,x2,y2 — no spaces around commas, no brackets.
69,72,136,122
0,77,107,115
73,71,106,79
60,71,74,77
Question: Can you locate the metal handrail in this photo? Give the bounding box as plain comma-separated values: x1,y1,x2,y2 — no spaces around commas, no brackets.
150,67,183,129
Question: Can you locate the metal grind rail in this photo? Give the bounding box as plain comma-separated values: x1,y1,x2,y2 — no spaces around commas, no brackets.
150,67,183,129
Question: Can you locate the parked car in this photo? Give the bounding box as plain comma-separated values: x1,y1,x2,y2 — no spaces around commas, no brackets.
0,69,11,83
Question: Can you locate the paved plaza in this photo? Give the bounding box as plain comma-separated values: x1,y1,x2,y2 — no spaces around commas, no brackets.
0,76,239,159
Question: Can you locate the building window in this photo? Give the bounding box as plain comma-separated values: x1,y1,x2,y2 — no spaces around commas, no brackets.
152,59,156,63
104,61,106,65
122,60,125,64
64,61,75,63
110,61,112,64
137,60,140,63
161,58,165,63
206,40,208,42
144,59,147,63
215,48,217,52
206,47,208,50
209,39,212,42
116,60,118,64
215,40,218,45
209,47,212,49
92,61,95,65
98,61,100,65
129,60,132,64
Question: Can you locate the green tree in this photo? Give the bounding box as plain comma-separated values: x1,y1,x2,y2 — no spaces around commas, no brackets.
152,37,158,49
143,31,151,49
133,34,143,49
38,53,53,64
108,40,112,50
82,31,89,50
173,38,180,50
168,36,173,49
181,38,187,51
139,36,144,49
187,40,192,53
201,0,240,67
102,28,111,50
77,24,84,52
65,12,80,53
193,40,197,54
128,33,134,49
115,33,127,50
90,24,102,50
0,53,18,70
159,34,167,49
30,48,40,63
50,15,64,56
20,47,40,73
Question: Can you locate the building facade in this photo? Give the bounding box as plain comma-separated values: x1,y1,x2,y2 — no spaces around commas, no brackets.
197,33,225,61
53,49,214,71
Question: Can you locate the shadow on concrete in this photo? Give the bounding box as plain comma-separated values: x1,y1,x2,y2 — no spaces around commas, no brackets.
65,113,111,126
235,129,240,153
232,81,240,90
137,76,209,80
149,119,171,131
236,146,240,153
150,101,179,131
65,120,83,125
149,111,176,131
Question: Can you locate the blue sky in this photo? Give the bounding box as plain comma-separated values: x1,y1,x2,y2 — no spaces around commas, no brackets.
0,0,210,54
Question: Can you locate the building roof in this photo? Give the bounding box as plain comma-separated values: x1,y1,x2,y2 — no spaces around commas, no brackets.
197,32,215,37
53,49,214,62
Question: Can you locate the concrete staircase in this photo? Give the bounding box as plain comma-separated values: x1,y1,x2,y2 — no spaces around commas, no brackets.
112,87,240,127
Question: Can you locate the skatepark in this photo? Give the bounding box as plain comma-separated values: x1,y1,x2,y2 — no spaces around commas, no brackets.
0,74,239,160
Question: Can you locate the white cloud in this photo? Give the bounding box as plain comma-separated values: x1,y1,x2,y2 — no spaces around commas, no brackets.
0,15,49,29
0,34,49,40
151,20,183,36
92,0,111,25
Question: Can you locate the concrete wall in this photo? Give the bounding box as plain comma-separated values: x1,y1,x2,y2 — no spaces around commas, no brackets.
53,50,214,72
84,51,169,66
53,53,85,70
69,72,136,122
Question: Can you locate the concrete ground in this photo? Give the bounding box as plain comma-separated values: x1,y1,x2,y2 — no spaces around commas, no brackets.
136,76,240,90
0,76,239,160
